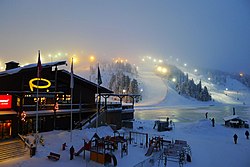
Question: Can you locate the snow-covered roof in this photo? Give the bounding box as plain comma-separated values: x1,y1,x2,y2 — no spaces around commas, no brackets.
223,115,240,121
82,126,114,142
0,61,66,76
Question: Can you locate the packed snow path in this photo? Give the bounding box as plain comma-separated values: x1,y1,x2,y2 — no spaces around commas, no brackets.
135,66,167,107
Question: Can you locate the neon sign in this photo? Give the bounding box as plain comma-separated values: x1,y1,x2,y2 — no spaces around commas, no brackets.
0,95,12,109
29,78,51,91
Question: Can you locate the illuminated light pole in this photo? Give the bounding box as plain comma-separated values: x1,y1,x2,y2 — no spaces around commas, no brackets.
122,89,126,102
70,57,74,142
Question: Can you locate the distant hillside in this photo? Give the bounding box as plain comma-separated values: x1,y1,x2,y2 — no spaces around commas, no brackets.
170,61,250,105
136,56,250,107
89,61,141,102
86,58,250,106
154,64,212,102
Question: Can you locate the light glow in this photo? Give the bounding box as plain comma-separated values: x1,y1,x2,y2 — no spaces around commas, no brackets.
162,68,167,73
89,55,95,62
29,78,51,91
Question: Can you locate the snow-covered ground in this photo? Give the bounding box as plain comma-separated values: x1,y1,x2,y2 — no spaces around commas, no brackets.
1,119,250,167
1,62,250,167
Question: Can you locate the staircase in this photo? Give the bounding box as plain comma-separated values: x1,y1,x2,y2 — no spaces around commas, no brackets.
0,139,28,162
75,107,106,129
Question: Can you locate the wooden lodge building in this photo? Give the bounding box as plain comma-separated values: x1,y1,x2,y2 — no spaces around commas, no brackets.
0,61,137,140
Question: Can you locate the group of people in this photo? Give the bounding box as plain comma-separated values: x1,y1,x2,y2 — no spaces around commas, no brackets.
233,130,249,144
205,112,215,126
205,108,250,145
205,112,215,127
205,107,238,127
62,143,75,160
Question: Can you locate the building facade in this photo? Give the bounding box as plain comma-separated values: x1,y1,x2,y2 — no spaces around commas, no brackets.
0,61,112,140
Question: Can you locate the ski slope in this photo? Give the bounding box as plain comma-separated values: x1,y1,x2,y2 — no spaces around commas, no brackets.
136,70,167,106
136,60,250,108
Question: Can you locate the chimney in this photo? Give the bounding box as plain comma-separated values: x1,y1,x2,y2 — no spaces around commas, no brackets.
5,61,20,70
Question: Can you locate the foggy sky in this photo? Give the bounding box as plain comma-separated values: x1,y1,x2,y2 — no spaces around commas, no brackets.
0,0,249,74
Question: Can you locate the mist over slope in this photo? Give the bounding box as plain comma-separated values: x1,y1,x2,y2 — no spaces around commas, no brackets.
136,57,250,107
85,58,250,108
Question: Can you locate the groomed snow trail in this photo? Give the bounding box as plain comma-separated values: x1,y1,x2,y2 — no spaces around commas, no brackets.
135,67,167,107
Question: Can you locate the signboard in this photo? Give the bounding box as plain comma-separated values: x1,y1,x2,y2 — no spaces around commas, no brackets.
29,78,51,91
0,95,12,109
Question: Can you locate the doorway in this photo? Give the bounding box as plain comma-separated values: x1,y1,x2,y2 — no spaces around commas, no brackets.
0,120,12,140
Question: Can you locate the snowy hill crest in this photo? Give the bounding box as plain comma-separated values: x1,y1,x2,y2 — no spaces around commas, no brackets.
87,58,250,107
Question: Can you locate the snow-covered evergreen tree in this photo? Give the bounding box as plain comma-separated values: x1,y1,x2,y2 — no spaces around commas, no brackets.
157,64,212,102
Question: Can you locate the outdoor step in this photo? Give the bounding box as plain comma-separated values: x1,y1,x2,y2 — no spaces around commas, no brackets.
0,139,28,162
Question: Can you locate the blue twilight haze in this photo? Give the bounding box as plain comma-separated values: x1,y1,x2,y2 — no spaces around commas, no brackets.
0,0,249,74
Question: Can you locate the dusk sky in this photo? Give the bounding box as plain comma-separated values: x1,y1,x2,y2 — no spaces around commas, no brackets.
0,0,249,74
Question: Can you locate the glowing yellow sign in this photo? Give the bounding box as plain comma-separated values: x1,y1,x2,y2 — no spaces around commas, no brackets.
29,78,51,91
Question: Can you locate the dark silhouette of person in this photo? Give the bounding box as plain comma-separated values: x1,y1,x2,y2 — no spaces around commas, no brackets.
62,142,67,150
211,118,215,127
233,134,238,144
205,112,208,119
166,117,169,127
245,130,249,139
70,146,75,160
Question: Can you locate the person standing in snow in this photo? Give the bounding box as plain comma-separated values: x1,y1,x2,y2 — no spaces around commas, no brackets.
70,146,75,160
166,117,169,127
233,134,238,144
62,142,67,150
205,112,208,119
233,107,236,115
211,118,215,127
245,130,249,139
